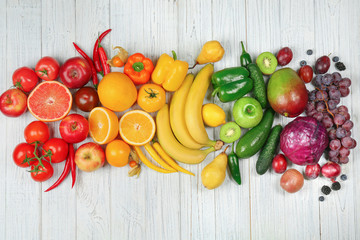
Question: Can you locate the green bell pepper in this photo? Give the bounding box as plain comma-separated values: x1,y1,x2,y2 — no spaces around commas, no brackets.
212,77,253,103
240,41,252,67
211,66,249,88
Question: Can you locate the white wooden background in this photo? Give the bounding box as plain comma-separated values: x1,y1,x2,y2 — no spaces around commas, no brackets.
0,0,359,239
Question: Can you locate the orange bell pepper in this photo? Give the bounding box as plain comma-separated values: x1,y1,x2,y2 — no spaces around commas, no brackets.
151,51,189,92
124,53,154,85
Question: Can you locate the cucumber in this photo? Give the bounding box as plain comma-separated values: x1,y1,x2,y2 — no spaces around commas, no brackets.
247,63,267,108
235,108,275,159
256,125,283,175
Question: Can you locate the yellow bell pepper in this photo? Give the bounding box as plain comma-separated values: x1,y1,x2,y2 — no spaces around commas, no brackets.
196,40,225,64
152,51,189,92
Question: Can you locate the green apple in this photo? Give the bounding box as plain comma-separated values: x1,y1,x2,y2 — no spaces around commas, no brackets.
233,97,263,128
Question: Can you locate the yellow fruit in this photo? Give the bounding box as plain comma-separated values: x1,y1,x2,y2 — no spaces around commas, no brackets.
98,72,137,112
202,103,226,127
106,140,131,167
185,64,216,146
156,104,215,164
201,147,228,189
119,110,156,146
89,107,119,145
196,40,225,64
152,142,195,176
170,74,205,149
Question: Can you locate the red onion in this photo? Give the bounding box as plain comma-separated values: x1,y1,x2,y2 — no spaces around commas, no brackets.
321,162,341,179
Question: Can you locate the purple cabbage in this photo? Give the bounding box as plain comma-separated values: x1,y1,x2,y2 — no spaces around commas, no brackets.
280,116,329,166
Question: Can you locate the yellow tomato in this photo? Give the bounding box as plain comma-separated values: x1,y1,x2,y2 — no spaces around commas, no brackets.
105,140,131,167
137,84,166,112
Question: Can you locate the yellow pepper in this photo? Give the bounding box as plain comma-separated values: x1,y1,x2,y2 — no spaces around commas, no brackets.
196,40,225,65
152,51,189,92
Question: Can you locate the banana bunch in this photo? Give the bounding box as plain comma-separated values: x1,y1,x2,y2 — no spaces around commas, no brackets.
157,64,223,165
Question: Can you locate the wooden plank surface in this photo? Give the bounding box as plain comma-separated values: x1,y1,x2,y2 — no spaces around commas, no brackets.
0,0,359,239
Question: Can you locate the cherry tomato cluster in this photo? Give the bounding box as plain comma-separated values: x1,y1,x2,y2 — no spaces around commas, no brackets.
13,121,68,182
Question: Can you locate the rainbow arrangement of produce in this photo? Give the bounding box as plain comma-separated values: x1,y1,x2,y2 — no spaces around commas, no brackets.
1,29,355,201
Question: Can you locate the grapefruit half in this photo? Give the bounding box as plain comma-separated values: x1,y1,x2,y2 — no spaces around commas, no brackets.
28,81,72,122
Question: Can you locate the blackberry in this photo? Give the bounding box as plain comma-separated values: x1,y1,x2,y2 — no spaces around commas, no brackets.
335,62,346,71
332,56,339,62
331,181,341,191
340,174,347,181
321,185,331,195
300,60,307,66
319,196,325,202
307,49,313,55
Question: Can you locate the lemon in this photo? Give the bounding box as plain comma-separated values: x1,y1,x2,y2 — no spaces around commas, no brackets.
202,103,226,127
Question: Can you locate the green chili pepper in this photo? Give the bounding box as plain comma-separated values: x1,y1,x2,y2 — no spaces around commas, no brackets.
240,41,252,67
212,77,253,103
211,66,249,88
228,142,241,185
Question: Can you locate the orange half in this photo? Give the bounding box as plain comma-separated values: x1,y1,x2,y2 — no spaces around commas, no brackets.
119,110,156,146
89,107,119,145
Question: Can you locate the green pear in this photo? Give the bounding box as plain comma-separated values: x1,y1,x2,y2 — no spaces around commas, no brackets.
201,147,228,189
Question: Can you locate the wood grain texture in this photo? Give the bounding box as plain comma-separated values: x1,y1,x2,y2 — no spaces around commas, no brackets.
40,1,77,240
0,0,359,239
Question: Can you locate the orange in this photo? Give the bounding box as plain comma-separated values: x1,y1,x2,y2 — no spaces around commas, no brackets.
89,107,119,145
105,140,131,167
97,72,137,112
27,81,72,122
119,110,156,146
137,84,166,112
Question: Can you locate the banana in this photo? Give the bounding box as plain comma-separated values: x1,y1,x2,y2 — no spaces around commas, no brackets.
153,142,195,176
133,146,174,174
156,104,214,164
185,64,215,146
170,74,205,149
144,143,177,172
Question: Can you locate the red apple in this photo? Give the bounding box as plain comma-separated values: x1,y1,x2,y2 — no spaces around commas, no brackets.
75,142,105,172
59,113,89,143
0,89,27,117
59,57,91,89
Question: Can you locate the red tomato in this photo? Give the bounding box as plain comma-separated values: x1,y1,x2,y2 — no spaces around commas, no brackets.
42,138,69,163
128,160,137,168
13,142,38,167
35,56,60,81
74,87,99,112
272,154,288,174
12,67,39,92
298,65,313,83
30,160,54,182
24,121,50,144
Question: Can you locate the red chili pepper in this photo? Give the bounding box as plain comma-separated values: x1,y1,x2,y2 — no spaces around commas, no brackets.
73,42,99,89
44,153,71,192
93,29,112,73
68,144,76,188
99,44,110,75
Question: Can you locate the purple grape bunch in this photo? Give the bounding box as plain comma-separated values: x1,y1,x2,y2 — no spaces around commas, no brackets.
305,72,356,164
